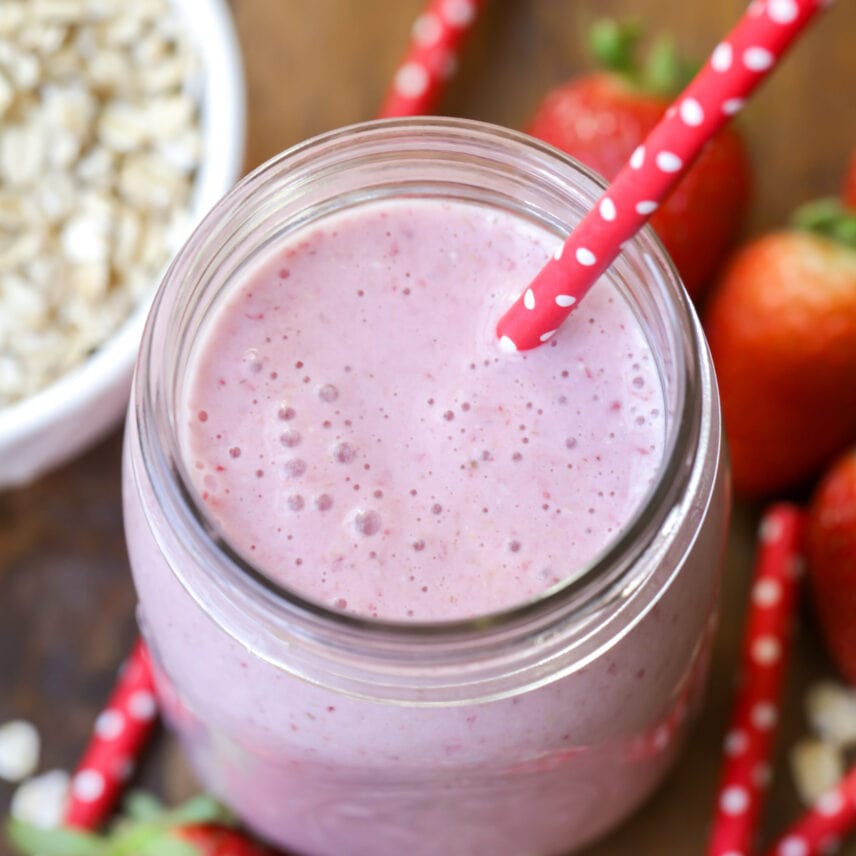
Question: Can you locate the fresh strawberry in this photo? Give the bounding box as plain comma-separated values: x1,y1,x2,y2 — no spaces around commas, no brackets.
703,199,856,497
843,149,856,210
6,792,279,856
176,824,278,856
806,448,856,684
526,20,752,301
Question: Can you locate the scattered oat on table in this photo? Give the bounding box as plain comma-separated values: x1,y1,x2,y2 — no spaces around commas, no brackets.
789,736,845,806
0,719,40,782
9,769,70,829
805,680,856,747
789,679,856,808
0,0,202,407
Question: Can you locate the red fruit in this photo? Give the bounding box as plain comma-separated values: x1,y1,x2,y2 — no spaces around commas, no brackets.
180,824,278,856
527,33,751,301
703,230,856,496
843,149,856,209
806,448,856,684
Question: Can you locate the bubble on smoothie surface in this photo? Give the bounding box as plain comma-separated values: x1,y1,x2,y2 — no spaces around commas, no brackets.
288,494,305,511
351,509,381,536
242,348,263,373
333,442,356,464
316,494,334,511
278,405,296,421
285,458,307,477
280,429,301,448
318,384,339,403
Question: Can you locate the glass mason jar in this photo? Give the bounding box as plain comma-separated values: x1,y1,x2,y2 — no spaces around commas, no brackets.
123,118,728,856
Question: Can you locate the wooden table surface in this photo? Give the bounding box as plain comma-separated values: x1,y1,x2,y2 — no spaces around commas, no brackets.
3,2,856,854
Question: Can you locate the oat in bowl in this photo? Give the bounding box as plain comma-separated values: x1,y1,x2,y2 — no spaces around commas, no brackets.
0,0,244,488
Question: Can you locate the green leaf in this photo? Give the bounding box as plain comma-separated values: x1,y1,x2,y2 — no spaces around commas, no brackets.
123,791,165,822
161,793,235,829
643,37,680,97
5,819,103,856
589,19,641,74
793,197,846,230
792,197,856,249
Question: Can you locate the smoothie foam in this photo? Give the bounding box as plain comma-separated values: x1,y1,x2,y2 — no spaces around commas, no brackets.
184,198,665,621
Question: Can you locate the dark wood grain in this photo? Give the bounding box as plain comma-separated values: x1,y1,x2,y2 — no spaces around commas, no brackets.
3,1,856,854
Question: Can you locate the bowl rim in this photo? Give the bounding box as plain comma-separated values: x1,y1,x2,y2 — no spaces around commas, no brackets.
0,0,246,477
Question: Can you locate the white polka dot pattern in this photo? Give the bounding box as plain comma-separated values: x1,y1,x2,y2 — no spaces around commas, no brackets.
724,729,749,756
679,97,705,126
412,13,442,46
707,505,805,856
712,42,734,72
394,63,430,99
495,0,827,352
599,197,616,221
72,769,105,803
94,709,124,740
779,836,809,856
743,46,776,70
127,689,157,722
64,641,159,829
379,0,485,118
655,151,683,172
721,785,751,815
751,635,782,666
575,247,596,266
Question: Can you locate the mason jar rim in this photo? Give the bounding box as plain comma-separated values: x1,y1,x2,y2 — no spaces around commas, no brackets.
133,117,705,661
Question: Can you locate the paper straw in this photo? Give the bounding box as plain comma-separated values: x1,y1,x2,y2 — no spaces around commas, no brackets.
707,505,805,856
63,640,159,829
763,762,856,856
496,0,831,352
378,0,486,118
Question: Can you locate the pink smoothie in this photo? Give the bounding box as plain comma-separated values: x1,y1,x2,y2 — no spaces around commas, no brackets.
184,198,664,620
125,188,725,856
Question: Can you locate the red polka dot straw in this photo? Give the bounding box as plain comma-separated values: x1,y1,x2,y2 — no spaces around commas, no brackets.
707,505,805,856
496,0,832,352
64,639,159,829
763,761,856,856
378,0,486,118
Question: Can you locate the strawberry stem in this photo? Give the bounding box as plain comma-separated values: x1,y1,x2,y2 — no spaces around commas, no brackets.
589,20,695,97
792,198,856,250
642,37,697,97
588,19,641,75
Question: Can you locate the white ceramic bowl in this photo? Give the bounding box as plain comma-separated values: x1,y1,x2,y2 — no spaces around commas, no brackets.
0,0,245,489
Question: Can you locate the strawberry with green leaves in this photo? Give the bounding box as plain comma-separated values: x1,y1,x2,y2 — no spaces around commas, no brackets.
7,792,278,856
703,166,856,497
527,20,752,301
